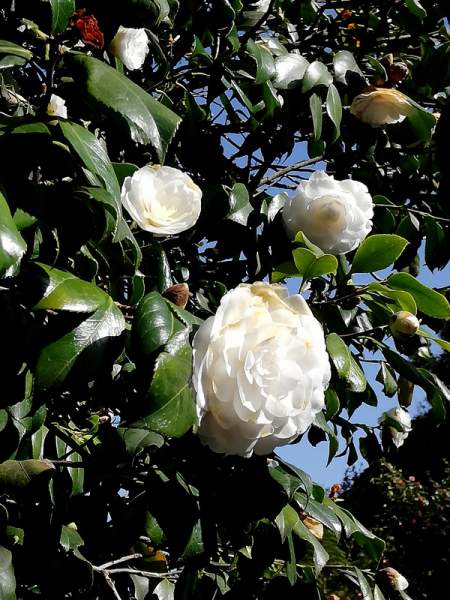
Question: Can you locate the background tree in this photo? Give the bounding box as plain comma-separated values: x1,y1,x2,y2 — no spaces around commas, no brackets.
0,1,449,599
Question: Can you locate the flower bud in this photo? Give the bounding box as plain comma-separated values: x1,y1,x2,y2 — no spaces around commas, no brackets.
110,26,149,71
282,171,373,255
379,407,412,448
121,165,202,235
163,283,190,309
390,311,420,337
398,377,414,407
378,567,409,591
350,87,415,127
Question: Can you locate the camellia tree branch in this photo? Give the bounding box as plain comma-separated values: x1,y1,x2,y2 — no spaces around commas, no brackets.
0,1,449,599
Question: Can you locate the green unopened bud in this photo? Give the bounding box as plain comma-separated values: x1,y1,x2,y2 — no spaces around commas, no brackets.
389,311,420,337
398,377,414,407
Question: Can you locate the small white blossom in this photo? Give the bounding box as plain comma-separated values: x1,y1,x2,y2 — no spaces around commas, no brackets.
282,171,374,255
380,407,412,448
109,26,149,71
193,282,331,457
121,165,202,235
47,94,67,119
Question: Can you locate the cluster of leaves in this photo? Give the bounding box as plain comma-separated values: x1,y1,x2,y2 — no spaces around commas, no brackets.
0,0,449,598
342,410,450,600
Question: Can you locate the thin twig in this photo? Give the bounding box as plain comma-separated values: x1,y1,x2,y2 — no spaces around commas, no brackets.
340,325,387,339
258,156,325,188
375,203,450,223
102,572,123,600
106,567,182,579
96,553,142,570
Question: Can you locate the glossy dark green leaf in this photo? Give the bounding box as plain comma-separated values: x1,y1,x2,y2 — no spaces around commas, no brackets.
309,93,323,140
326,84,342,141
351,235,408,273
355,567,374,600
365,283,417,314
117,427,164,454
275,504,299,543
133,292,184,357
0,546,16,600
0,188,26,277
302,61,333,92
376,363,397,397
60,121,121,203
0,459,55,490
49,0,75,33
326,333,351,379
387,272,450,318
35,294,125,389
407,106,435,142
65,54,181,162
405,0,427,20
424,216,446,270
226,183,252,225
246,39,275,84
294,492,342,537
293,519,329,574
305,254,338,279
333,50,364,83
292,247,316,275
135,345,196,437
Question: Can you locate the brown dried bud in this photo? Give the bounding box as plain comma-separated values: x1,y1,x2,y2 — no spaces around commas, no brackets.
378,567,409,591
329,483,341,499
70,9,104,49
389,62,409,85
302,516,324,540
163,283,190,308
398,377,414,407
380,53,394,67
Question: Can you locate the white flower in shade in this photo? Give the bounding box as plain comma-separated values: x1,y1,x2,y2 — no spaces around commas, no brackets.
193,282,331,457
350,87,415,127
273,53,309,89
121,165,202,235
109,26,149,70
47,94,67,119
380,407,412,448
379,567,409,591
282,171,374,255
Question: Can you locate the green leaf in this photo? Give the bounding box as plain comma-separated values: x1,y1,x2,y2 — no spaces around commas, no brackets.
351,235,408,273
366,282,417,314
305,254,338,279
294,491,342,537
424,217,446,270
0,188,26,277
133,292,184,358
407,106,435,142
0,546,16,600
275,504,300,543
0,459,55,491
376,363,397,397
348,354,367,393
326,84,342,141
226,183,252,225
293,519,329,574
326,333,350,379
60,524,84,553
333,50,364,83
302,61,333,92
135,345,196,437
35,294,125,389
404,0,427,20
272,261,299,283
117,427,164,454
65,53,181,162
417,329,450,352
0,40,32,61
355,567,374,600
246,39,275,84
49,0,75,34
309,93,323,140
60,122,121,204
153,579,175,600
387,272,450,318
292,248,316,275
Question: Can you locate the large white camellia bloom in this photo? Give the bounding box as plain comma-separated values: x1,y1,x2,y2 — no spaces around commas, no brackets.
193,282,331,457
282,171,373,254
109,26,149,70
121,165,202,235
47,94,67,119
380,407,412,448
350,87,414,127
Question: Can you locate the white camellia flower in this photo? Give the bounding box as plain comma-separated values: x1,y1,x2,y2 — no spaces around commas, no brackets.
282,171,374,254
193,282,331,457
109,26,149,70
350,87,415,126
121,165,202,235
380,407,412,448
47,94,67,119
273,53,309,89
